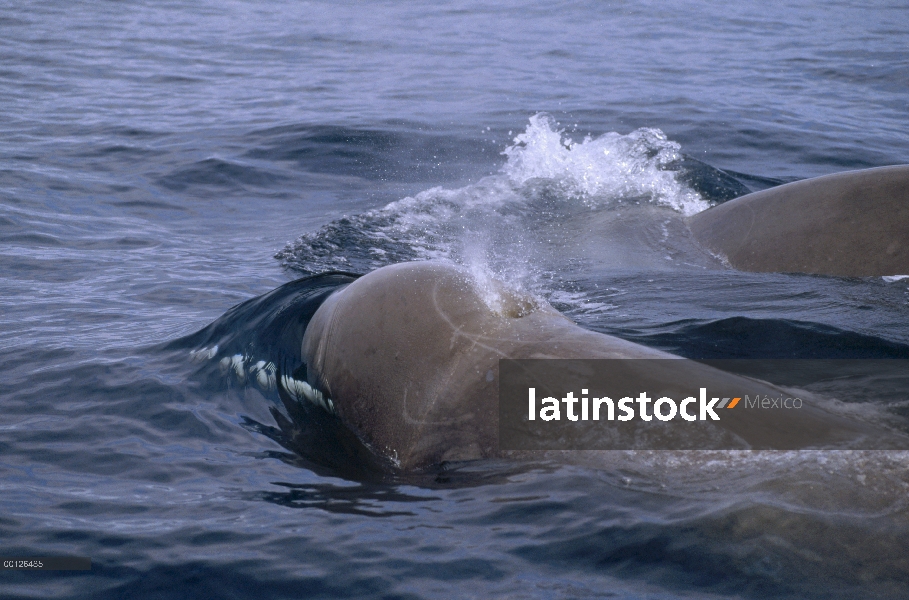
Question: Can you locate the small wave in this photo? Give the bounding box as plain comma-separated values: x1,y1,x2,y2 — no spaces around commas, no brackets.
157,157,289,191
627,316,909,360
244,123,497,183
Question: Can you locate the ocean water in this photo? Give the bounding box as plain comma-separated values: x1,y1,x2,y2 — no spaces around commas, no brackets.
2,1,909,598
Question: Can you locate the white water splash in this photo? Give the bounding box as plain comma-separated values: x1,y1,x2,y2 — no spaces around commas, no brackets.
502,113,709,216
278,115,710,283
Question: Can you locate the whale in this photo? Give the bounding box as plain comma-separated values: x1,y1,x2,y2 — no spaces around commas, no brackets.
688,165,909,277
298,261,898,470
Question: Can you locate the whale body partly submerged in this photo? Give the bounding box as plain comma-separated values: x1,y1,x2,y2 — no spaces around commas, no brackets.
299,261,897,470
193,166,909,471
688,165,909,277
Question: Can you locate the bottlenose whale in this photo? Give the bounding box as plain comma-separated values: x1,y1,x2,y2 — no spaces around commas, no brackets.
688,165,909,277
299,261,895,470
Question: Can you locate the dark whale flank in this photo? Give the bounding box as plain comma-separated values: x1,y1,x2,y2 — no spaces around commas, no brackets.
688,165,909,277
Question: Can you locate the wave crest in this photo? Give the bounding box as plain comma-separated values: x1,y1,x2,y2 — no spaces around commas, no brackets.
502,113,708,215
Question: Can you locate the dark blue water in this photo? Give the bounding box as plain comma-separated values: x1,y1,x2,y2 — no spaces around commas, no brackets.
2,1,909,598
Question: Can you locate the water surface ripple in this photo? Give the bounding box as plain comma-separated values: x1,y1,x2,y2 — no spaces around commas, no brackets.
2,1,909,598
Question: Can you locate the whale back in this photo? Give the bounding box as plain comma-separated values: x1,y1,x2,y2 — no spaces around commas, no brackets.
688,165,909,277
299,262,903,470
300,262,671,469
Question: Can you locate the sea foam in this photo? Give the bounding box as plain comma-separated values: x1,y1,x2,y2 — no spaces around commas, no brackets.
277,115,707,279
502,113,709,216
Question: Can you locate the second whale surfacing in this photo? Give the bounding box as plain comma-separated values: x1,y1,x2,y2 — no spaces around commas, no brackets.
299,261,895,471
688,165,909,277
